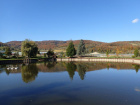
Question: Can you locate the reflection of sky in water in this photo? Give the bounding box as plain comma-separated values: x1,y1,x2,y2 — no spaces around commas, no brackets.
0,62,140,105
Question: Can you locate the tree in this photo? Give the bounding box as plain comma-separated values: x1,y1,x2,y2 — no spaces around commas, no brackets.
5,47,12,57
77,39,86,56
106,50,110,57
21,39,38,58
13,52,19,59
134,49,139,57
47,49,54,58
60,51,64,58
66,41,76,57
0,52,3,58
116,48,120,57
44,53,46,57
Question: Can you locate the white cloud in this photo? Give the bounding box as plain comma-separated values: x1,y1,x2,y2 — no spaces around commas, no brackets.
132,18,139,23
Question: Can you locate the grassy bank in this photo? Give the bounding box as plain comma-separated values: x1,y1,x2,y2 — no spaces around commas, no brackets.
1,56,140,61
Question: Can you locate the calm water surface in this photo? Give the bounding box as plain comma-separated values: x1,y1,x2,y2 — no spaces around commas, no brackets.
0,62,140,105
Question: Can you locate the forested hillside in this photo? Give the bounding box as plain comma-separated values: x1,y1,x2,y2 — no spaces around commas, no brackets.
1,40,140,54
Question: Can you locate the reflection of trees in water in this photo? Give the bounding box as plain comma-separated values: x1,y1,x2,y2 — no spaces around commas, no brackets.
46,62,57,69
1,62,140,78
66,62,76,80
106,63,111,70
21,63,38,83
77,64,86,80
5,70,10,75
133,64,140,73
0,65,5,74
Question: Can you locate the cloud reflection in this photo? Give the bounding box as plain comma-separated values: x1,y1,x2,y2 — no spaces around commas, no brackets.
134,88,140,92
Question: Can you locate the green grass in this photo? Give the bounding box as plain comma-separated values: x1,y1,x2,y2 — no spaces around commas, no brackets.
134,57,140,59
0,56,41,61
0,58,22,60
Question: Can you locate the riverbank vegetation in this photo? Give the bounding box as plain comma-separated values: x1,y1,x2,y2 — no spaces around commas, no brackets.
0,39,140,60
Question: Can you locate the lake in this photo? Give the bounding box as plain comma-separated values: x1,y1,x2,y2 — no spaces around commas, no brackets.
0,62,140,105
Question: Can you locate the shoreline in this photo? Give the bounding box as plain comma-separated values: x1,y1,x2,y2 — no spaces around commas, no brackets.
1,58,140,65
57,58,140,65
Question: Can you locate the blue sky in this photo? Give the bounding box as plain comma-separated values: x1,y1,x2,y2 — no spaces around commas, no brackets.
0,0,140,43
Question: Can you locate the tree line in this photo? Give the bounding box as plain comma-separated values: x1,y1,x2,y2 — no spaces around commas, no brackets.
1,40,140,54
1,39,140,59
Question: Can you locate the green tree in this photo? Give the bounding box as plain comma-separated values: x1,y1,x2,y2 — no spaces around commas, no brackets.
47,49,54,58
5,47,12,57
60,51,64,58
77,39,86,56
13,52,19,59
0,52,3,58
106,50,110,57
44,53,46,57
66,41,76,57
21,39,38,58
91,49,93,53
134,49,139,57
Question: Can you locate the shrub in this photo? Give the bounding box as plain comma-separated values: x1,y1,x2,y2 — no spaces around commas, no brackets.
134,49,139,57
132,55,135,58
44,53,46,57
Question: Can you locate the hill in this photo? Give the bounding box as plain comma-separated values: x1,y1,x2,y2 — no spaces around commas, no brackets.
1,40,140,53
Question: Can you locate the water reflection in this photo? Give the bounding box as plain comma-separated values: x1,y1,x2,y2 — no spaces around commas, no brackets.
135,87,140,92
1,62,140,105
66,62,76,80
0,62,140,83
21,64,38,83
133,64,140,73
77,64,86,80
47,62,57,69
106,63,110,70
43,62,57,69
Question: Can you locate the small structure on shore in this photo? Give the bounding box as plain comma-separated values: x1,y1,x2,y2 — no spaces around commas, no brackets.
89,52,100,57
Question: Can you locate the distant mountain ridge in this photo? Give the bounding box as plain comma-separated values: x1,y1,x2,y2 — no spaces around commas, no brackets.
1,40,140,53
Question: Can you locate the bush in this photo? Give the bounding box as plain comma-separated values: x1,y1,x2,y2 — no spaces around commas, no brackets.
44,53,46,57
134,49,139,57
2,56,6,59
12,55,17,58
47,49,54,58
132,55,135,58
0,52,3,58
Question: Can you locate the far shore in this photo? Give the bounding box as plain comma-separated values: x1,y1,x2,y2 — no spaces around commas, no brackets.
1,57,140,65
57,58,140,65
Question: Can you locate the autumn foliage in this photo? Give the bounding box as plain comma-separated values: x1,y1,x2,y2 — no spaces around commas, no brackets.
1,40,140,54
